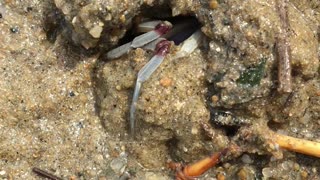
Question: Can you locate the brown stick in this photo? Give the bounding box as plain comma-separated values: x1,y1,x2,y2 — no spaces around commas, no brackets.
32,167,62,180
276,0,292,93
168,148,228,179
271,131,320,158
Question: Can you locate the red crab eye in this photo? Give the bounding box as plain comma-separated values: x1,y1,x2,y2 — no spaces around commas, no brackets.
155,22,171,34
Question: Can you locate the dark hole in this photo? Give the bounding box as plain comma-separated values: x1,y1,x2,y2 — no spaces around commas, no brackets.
43,8,66,43
223,125,240,137
166,136,183,162
267,120,285,131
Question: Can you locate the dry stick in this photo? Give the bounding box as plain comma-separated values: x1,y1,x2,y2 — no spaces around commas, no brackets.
168,148,229,179
276,0,292,93
32,167,63,180
270,131,320,158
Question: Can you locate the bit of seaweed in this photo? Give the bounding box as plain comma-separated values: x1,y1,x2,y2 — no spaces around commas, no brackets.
236,59,266,87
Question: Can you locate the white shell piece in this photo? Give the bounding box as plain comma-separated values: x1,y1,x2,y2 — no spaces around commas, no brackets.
137,20,162,33
106,42,132,59
131,30,161,48
174,29,203,59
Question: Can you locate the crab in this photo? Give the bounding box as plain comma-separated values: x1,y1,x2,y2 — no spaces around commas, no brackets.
106,17,204,136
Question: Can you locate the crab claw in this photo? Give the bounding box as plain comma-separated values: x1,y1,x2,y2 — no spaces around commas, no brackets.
173,29,204,59
131,21,172,48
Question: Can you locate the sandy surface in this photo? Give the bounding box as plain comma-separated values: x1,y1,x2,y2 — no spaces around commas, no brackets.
0,0,319,179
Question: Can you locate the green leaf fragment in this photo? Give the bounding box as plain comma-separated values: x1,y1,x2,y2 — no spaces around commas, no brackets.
237,59,266,86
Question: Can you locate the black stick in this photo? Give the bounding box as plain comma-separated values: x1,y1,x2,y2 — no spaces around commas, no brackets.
32,167,63,180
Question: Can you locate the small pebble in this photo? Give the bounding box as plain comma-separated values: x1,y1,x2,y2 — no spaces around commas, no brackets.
237,168,247,180
160,77,172,87
262,167,273,178
223,162,231,169
69,91,75,97
300,170,308,179
293,163,300,170
89,25,103,38
145,172,167,180
217,173,225,180
120,14,126,23
69,175,77,180
10,27,19,33
241,154,253,164
191,126,198,134
211,95,219,103
116,85,121,91
0,170,6,176
209,0,219,9
110,157,127,175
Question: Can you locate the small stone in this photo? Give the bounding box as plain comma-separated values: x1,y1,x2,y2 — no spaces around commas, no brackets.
69,91,75,97
293,163,300,170
223,162,231,169
10,27,19,33
160,77,172,87
98,176,107,180
209,0,219,9
191,126,198,134
237,168,247,180
89,25,103,38
69,175,77,180
262,168,273,178
110,157,127,175
145,172,167,180
211,95,219,103
217,173,225,180
241,154,253,164
116,85,121,91
120,14,126,23
0,170,6,176
300,170,308,179
105,14,112,21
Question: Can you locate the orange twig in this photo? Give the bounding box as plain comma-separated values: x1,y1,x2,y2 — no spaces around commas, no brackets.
271,131,320,158
169,148,228,179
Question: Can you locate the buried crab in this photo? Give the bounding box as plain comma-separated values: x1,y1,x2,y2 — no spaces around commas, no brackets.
105,17,320,179
106,17,204,136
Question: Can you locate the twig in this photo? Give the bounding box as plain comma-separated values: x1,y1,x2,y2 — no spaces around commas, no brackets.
271,131,320,158
32,167,62,180
168,148,229,179
276,0,292,93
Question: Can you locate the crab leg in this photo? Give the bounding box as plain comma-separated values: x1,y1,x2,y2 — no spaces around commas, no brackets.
106,42,132,59
174,29,203,59
131,21,172,48
137,20,162,33
130,40,171,136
